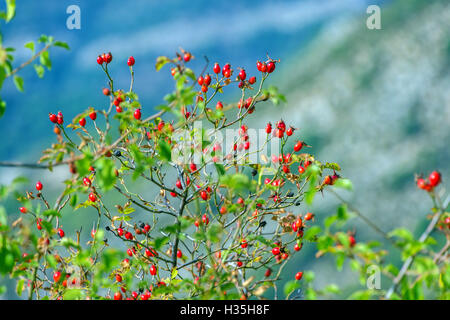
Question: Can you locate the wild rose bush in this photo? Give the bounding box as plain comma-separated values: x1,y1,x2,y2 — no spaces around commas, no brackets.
0,48,448,300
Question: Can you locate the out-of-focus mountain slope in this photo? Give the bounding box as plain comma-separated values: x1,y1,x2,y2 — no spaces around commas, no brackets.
261,0,450,294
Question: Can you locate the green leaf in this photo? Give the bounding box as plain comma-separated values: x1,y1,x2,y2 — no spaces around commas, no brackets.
63,289,84,300
53,41,70,50
24,41,35,54
0,66,6,90
284,280,300,297
42,209,61,218
94,158,116,191
45,254,57,269
323,284,340,295
154,237,169,250
5,0,15,22
214,164,225,176
333,178,353,191
304,226,321,241
16,279,25,297
12,75,24,92
0,98,5,118
220,173,254,193
157,139,172,162
388,228,414,241
40,50,51,70
155,56,171,71
347,290,373,300
206,224,222,243
34,64,45,78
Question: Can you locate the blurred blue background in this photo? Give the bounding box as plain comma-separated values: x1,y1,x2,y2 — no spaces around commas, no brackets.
1,0,449,299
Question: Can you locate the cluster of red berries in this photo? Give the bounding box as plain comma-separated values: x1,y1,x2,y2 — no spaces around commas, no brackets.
256,59,276,74
265,120,295,139
49,112,64,125
416,171,442,192
78,110,97,127
97,52,113,65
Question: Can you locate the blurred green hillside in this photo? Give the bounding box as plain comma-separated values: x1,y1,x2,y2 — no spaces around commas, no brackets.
262,0,450,296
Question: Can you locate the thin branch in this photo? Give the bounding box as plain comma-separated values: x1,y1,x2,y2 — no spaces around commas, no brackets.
385,194,450,299
8,44,51,78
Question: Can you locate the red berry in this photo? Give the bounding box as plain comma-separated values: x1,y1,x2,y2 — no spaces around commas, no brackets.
36,181,43,191
256,61,263,71
115,274,122,282
266,61,276,73
134,109,141,120
272,247,280,255
223,69,231,78
88,192,97,202
216,101,223,110
190,163,197,172
294,243,302,251
176,179,183,189
103,88,110,96
294,141,303,152
286,127,294,136
241,239,248,249
304,160,311,168
197,76,204,86
125,232,133,240
239,69,246,81
260,63,267,73
183,52,191,62
204,74,211,86
177,249,182,258
89,111,97,121
295,271,303,280
220,206,227,215
83,177,91,186
144,224,151,233
298,166,305,174
53,111,63,124
249,76,256,84
113,292,122,300
265,269,272,277
117,228,124,237
265,123,272,134
19,207,27,214
201,84,208,93
105,52,112,63
36,218,42,230
305,212,314,221
116,106,122,113
202,214,209,225
237,261,243,267
429,171,441,187
97,55,103,65
349,236,356,247
57,228,65,238
213,63,220,74
49,113,57,123
200,190,208,201
79,117,86,127
127,56,135,66
53,271,62,283
149,264,157,276
417,178,427,190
